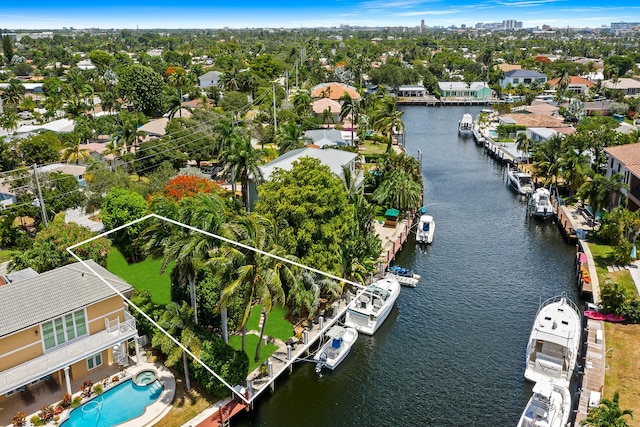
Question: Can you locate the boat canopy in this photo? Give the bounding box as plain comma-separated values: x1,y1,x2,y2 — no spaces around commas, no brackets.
384,208,400,218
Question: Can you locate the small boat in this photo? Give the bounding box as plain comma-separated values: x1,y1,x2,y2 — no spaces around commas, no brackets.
529,188,556,219
517,380,571,427
472,126,485,146
344,275,401,335
416,215,435,244
507,167,535,195
584,310,606,321
524,294,581,387
605,313,625,323
314,325,358,373
389,266,420,287
458,113,473,134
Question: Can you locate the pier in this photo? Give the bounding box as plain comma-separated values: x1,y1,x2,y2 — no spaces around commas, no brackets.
574,319,607,425
397,96,492,106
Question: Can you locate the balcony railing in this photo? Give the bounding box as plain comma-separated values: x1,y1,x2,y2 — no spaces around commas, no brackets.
0,314,137,396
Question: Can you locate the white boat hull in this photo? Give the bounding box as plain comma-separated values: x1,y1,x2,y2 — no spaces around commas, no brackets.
394,274,419,287
314,327,358,371
517,381,571,427
344,276,400,335
507,169,535,195
416,214,435,244
524,295,581,387
530,188,556,219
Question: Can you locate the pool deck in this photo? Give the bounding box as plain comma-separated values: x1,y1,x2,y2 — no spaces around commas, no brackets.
118,362,176,427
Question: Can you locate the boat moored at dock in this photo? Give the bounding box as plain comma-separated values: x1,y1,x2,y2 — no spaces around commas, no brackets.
524,294,581,387
458,113,473,134
389,266,420,287
517,380,571,427
416,215,435,244
529,187,556,219
314,326,358,373
507,167,535,195
344,275,400,335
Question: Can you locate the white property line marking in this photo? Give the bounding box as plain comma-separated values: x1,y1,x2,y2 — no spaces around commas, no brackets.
67,213,365,405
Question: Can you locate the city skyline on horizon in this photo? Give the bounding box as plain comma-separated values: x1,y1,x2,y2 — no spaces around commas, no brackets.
1,0,639,31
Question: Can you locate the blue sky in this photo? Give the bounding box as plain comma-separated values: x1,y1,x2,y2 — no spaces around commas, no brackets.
2,0,639,30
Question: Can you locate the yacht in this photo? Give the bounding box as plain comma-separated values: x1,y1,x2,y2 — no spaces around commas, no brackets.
507,168,535,195
416,215,435,244
344,275,400,335
517,381,571,427
529,188,556,219
524,294,581,387
314,326,358,373
458,113,473,134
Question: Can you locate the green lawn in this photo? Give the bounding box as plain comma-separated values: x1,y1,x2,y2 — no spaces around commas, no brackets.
245,304,294,341
228,334,279,373
358,140,387,155
587,241,638,297
106,248,173,304
0,249,11,263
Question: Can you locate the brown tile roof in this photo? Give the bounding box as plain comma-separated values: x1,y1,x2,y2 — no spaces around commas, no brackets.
311,83,361,101
547,76,594,87
502,113,567,128
605,143,640,176
496,64,522,72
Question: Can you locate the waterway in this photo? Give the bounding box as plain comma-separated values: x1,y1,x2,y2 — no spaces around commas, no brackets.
235,105,579,426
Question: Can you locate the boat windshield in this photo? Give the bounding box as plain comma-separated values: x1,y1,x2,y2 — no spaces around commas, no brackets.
367,285,390,300
519,176,533,186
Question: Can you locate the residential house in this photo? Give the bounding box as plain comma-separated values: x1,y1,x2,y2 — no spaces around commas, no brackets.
197,71,223,89
397,85,427,97
499,70,547,88
310,82,361,101
0,261,139,404
39,163,87,186
527,127,559,144
312,98,342,125
602,78,640,96
303,129,349,148
15,118,75,136
547,76,594,95
437,82,492,101
248,147,362,210
139,118,169,138
604,143,640,210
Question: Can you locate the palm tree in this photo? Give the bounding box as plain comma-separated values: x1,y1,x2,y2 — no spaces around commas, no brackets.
1,79,25,107
61,133,92,165
340,93,360,145
292,91,312,119
374,108,405,153
220,133,264,211
560,148,588,197
151,301,201,391
373,169,422,212
533,134,564,186
168,67,191,118
320,107,334,129
515,133,530,163
277,120,304,155
583,390,633,426
578,171,628,214
212,213,294,361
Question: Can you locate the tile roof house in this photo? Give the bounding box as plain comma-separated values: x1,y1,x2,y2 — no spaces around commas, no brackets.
604,143,640,210
0,261,140,400
310,82,361,101
499,70,548,88
311,98,342,124
602,78,640,96
547,76,594,95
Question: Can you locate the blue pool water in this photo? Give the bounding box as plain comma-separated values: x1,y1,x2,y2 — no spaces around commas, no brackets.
61,379,162,427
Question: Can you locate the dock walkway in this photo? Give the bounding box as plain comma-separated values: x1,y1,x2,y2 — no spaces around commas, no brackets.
575,319,606,425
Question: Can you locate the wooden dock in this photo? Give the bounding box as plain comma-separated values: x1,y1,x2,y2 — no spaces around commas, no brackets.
556,205,597,244
574,319,607,425
483,138,517,164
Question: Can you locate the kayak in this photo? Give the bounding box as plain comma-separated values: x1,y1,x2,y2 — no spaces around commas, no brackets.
584,310,606,320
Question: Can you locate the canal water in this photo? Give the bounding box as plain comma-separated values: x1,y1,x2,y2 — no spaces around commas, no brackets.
235,105,579,426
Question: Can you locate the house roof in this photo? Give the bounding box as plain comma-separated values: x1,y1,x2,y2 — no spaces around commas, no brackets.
501,113,566,128
40,163,87,176
605,143,640,177
495,64,522,72
16,118,75,134
310,82,361,100
0,260,132,337
504,69,548,79
528,127,558,139
524,103,559,115
312,98,341,114
437,81,490,91
602,78,640,90
139,118,169,136
547,76,594,88
198,70,222,81
258,147,357,181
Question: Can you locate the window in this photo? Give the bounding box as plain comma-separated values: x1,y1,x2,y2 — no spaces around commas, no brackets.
87,353,103,370
512,78,519,84
41,309,87,350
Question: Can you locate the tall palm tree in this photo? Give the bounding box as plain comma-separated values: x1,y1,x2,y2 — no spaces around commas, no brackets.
583,390,633,426
220,133,264,212
277,120,304,155
560,148,588,197
516,133,531,163
151,301,201,391
168,67,191,118
373,169,422,212
1,79,26,107
578,171,629,214
292,91,312,120
61,133,92,165
533,134,564,186
374,108,405,153
340,93,360,145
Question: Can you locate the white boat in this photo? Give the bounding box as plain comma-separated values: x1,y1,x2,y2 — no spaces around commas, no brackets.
529,188,556,219
507,168,535,195
524,294,581,387
458,113,473,134
344,275,400,335
389,266,420,287
314,325,358,372
517,381,571,427
416,215,435,244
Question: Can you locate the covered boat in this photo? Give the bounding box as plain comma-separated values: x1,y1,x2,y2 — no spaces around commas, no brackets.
416,215,435,244
314,326,358,372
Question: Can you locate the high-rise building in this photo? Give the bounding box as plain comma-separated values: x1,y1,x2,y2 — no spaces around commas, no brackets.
611,22,639,31
502,19,523,29
420,19,425,32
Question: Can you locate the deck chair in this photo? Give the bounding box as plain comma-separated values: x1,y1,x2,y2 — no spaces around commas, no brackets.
21,388,35,405
46,376,60,393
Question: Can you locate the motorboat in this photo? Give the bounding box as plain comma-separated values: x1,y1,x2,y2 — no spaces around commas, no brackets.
524,294,581,387
416,215,435,244
344,275,400,335
529,188,556,219
507,167,535,195
472,126,485,146
458,113,473,134
517,380,571,427
314,325,358,373
389,266,420,287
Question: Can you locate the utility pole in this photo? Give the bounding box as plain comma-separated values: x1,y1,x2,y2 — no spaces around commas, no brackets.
272,84,277,134
32,163,48,226
295,60,299,89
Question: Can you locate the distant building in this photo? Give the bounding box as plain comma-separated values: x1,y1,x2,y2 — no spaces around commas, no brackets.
502,20,523,29
499,70,547,88
547,76,594,95
198,71,222,89
438,81,492,101
610,22,639,31
602,78,640,96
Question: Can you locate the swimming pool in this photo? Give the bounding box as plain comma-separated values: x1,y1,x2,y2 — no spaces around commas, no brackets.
60,379,162,427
